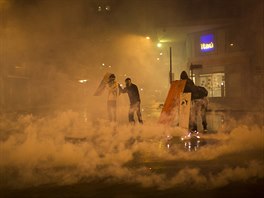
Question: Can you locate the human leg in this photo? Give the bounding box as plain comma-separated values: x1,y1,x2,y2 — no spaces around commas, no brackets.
128,104,135,124
201,98,208,131
189,100,197,131
136,102,143,124
190,100,200,132
107,100,117,122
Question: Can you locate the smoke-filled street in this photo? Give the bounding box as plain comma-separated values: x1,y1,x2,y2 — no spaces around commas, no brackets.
0,110,263,197
0,0,263,197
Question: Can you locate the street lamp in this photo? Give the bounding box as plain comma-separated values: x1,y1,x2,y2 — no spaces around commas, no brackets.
169,47,173,84
78,79,88,84
156,41,173,84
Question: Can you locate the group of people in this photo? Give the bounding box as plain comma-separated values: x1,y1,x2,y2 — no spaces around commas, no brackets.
104,71,208,132
106,74,143,124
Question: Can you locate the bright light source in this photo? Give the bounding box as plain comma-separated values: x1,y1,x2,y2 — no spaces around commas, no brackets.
157,57,160,61
15,66,23,69
140,88,143,91
105,5,111,11
146,36,150,40
102,63,105,66
230,43,234,46
98,6,102,12
159,52,163,56
108,65,112,68
79,79,88,83
157,43,162,48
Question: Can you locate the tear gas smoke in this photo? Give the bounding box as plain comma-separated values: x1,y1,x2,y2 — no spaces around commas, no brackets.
0,0,263,193
0,111,263,190
1,0,170,113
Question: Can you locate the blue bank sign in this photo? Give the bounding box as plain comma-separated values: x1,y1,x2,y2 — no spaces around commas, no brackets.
200,34,215,52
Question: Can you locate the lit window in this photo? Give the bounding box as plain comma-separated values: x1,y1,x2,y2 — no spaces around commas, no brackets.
199,73,225,97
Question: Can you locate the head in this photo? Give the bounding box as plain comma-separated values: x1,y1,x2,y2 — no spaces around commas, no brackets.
180,71,189,80
108,74,116,84
125,78,132,87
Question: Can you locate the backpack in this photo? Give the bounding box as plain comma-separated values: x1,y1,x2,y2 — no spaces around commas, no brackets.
197,86,208,98
193,86,208,99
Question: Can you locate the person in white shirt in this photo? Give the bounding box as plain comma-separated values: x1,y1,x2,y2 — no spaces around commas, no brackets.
107,74,119,122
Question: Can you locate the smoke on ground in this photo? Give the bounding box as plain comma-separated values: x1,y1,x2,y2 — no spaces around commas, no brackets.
0,111,263,190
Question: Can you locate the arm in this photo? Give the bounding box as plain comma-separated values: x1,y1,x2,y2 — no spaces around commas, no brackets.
119,84,127,94
134,85,141,102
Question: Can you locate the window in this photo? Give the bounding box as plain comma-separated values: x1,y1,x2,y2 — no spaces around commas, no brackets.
199,73,225,97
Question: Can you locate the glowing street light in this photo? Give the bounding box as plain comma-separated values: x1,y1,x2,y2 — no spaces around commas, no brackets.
146,36,150,40
157,43,162,48
78,79,88,84
105,5,111,11
157,40,173,83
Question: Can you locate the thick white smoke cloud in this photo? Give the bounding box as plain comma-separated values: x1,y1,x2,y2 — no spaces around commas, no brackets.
0,111,263,190
0,0,263,192
1,0,169,113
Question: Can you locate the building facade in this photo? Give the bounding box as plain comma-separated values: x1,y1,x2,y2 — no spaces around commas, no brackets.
157,0,263,111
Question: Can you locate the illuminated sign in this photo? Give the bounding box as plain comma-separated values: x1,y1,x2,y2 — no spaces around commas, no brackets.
200,34,215,52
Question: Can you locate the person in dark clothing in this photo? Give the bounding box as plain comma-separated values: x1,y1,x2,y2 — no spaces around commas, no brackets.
180,71,197,100
120,78,143,124
180,71,208,132
200,97,208,132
